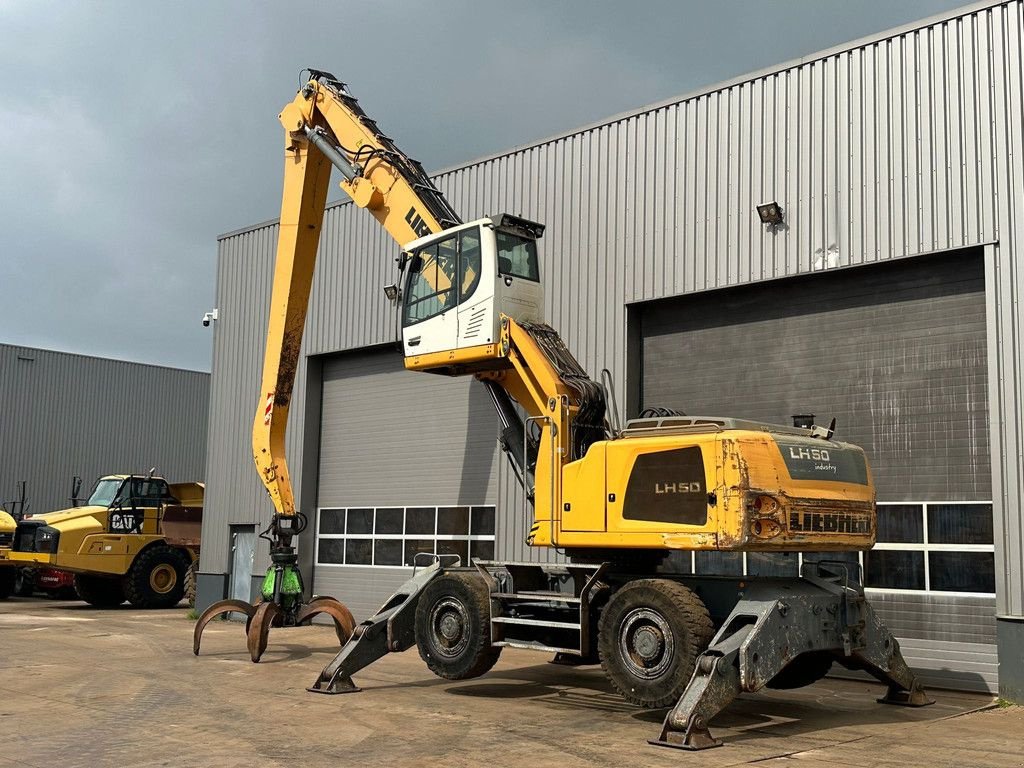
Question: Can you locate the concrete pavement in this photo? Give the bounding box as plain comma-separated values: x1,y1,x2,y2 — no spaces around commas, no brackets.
0,598,1019,768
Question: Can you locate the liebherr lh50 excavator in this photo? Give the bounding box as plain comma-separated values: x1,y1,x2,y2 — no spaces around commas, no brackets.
194,69,932,749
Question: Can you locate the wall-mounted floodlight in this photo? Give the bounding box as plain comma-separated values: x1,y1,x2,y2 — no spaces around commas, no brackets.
757,202,784,226
382,283,400,302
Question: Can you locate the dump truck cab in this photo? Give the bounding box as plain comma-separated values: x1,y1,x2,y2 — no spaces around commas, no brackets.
10,474,203,608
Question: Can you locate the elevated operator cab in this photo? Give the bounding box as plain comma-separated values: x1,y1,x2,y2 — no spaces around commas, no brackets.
399,214,545,363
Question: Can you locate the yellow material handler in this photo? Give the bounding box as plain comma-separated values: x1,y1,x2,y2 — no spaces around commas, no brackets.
194,69,932,749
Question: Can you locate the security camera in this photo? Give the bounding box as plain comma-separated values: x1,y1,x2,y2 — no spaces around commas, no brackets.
202,309,219,327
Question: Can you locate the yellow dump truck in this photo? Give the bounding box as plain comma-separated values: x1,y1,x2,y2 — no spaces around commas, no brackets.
0,509,15,599
9,474,203,608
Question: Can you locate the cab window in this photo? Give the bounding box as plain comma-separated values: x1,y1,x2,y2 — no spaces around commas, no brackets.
403,234,457,326
458,229,482,302
496,231,540,281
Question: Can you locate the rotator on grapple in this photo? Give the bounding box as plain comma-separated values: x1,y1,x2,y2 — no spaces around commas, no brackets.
193,512,355,662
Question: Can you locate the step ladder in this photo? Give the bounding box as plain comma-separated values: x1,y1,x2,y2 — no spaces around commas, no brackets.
473,561,607,658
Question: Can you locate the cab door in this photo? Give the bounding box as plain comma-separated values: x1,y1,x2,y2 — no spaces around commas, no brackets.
402,232,459,356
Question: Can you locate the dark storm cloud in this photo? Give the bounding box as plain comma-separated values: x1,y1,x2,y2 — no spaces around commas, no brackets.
0,0,969,370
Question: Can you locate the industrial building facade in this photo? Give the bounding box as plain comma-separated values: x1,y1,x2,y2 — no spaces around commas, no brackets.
0,344,210,514
197,0,1024,699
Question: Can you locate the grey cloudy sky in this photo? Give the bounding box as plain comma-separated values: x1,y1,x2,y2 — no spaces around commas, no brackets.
0,0,969,371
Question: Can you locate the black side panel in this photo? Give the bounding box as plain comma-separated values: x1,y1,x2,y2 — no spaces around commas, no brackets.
774,439,869,485
623,447,708,525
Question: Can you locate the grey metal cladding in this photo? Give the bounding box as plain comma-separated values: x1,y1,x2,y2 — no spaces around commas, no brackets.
211,2,1024,607
316,350,497,508
640,250,990,502
0,344,209,515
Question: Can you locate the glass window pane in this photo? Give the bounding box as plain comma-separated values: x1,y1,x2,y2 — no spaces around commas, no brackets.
470,540,495,562
747,552,799,578
374,539,403,566
459,229,482,302
436,539,468,566
375,508,403,535
406,507,435,535
803,552,862,584
929,552,995,593
864,550,924,590
927,504,994,545
345,539,372,565
317,539,345,565
404,538,436,566
319,509,345,535
496,231,540,281
876,504,924,543
471,506,495,536
346,508,373,535
437,506,470,535
402,239,457,325
694,551,743,576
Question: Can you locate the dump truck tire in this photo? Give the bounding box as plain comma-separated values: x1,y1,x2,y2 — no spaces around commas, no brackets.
766,651,835,690
598,578,715,708
124,545,190,609
184,561,197,607
415,572,501,680
0,569,14,600
74,574,126,608
14,568,35,597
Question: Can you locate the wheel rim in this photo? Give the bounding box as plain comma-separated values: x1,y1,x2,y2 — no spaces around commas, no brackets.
149,564,177,594
618,607,675,680
428,596,470,658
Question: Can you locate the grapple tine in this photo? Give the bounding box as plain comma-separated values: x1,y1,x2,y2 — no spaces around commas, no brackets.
295,597,357,645
247,600,282,663
193,599,258,656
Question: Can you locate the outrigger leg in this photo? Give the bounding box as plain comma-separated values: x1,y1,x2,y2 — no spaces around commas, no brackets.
309,561,444,693
651,563,933,750
193,514,355,662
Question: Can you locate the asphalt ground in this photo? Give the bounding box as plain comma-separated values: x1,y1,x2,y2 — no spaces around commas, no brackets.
0,597,1021,768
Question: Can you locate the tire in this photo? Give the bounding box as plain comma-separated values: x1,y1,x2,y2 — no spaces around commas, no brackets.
766,651,835,690
415,572,501,680
124,545,190,609
0,569,14,600
598,578,715,708
14,568,35,597
74,574,126,608
184,560,197,608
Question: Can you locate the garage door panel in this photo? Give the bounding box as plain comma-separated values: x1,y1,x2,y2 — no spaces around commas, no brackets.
638,250,995,691
312,349,498,614
641,251,989,502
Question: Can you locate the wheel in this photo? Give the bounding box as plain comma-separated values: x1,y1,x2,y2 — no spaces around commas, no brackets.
184,560,197,607
74,574,126,608
0,569,14,600
124,545,190,608
766,651,835,690
597,578,714,708
14,568,35,597
415,572,501,680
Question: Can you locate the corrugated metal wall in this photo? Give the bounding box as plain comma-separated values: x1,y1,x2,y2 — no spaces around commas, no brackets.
0,344,209,514
204,1,1024,617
